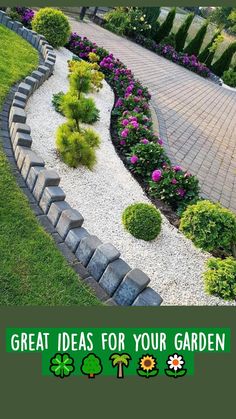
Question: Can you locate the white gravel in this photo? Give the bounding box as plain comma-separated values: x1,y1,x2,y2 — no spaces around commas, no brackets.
26,47,235,306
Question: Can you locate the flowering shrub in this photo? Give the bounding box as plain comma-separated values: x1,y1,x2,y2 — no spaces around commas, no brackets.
128,141,170,179
9,7,34,28
66,33,200,212
149,165,200,213
135,34,211,78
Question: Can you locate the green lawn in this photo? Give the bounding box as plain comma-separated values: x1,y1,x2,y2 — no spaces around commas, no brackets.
0,24,100,305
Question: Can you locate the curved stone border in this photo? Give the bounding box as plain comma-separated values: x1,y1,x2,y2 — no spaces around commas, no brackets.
0,11,163,307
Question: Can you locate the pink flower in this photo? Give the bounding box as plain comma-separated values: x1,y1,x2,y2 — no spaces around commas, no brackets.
174,165,182,172
120,140,126,146
137,89,143,95
152,170,162,182
130,155,139,164
171,179,177,184
122,119,129,126
131,121,139,129
177,188,186,197
121,128,129,138
184,172,191,178
140,138,149,144
158,138,163,145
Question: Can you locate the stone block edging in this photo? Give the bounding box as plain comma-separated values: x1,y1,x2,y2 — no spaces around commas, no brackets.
0,10,163,306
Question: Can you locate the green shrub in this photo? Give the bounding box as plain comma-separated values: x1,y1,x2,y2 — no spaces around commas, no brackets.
222,68,236,87
52,91,65,114
175,13,194,52
128,141,170,179
122,203,162,241
180,200,236,253
184,22,208,56
104,22,124,36
60,93,99,125
198,30,221,65
56,122,97,169
104,7,129,35
160,33,176,48
204,257,236,301
211,41,236,77
32,8,70,48
140,6,160,40
82,128,100,148
124,8,152,38
155,7,176,44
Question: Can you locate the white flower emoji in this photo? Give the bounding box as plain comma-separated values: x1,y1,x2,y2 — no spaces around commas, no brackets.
167,354,184,371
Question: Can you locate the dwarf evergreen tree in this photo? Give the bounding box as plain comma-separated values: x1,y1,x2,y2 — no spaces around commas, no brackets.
140,6,161,40
211,41,236,76
184,22,208,56
175,13,194,52
155,8,176,44
198,30,221,65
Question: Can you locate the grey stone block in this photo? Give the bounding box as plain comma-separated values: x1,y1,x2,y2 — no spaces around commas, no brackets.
18,82,32,97
10,122,31,143
44,59,55,70
132,287,163,306
24,76,38,91
9,106,26,126
12,21,22,33
84,277,109,302
31,70,44,84
113,269,150,306
65,227,90,253
21,27,28,39
39,186,65,214
0,11,6,24
14,92,27,104
2,15,10,26
87,243,121,281
21,151,44,179
57,243,77,264
12,99,25,109
37,65,50,80
99,259,131,296
7,21,14,30
75,235,102,267
47,201,71,227
16,146,32,170
56,208,84,240
26,165,45,191
71,262,90,279
105,298,118,306
33,169,60,202
13,132,32,150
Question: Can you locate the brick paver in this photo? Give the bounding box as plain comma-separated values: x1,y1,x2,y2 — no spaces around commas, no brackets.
70,19,236,211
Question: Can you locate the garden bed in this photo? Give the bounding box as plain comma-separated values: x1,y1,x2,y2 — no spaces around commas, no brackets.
26,46,235,306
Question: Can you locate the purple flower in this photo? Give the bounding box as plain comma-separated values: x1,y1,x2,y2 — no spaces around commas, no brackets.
120,140,126,146
137,89,143,95
115,98,123,108
130,155,139,164
121,128,129,138
140,138,149,144
130,121,139,129
174,165,182,172
177,188,186,197
171,179,177,184
122,119,129,126
157,138,163,145
152,170,162,182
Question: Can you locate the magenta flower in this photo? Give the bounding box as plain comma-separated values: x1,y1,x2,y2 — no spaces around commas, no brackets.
130,155,139,164
121,128,129,138
120,140,126,146
140,138,149,144
158,138,163,145
137,89,143,95
174,165,182,172
152,170,162,182
131,121,139,129
171,179,177,184
177,188,186,197
122,119,129,126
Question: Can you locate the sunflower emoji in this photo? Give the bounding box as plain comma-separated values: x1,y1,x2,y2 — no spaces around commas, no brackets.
165,353,187,378
137,355,159,378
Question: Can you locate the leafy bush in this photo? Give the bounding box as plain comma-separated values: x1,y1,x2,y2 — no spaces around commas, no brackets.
68,60,104,93
56,122,97,169
155,7,176,44
175,13,194,52
52,91,65,114
198,30,221,65
140,6,160,40
128,141,170,179
222,68,236,87
211,41,236,77
32,8,70,48
160,33,176,48
60,93,99,125
149,166,200,213
8,7,34,28
104,7,129,35
122,202,162,241
184,22,208,56
204,257,236,300
124,7,152,38
180,200,236,253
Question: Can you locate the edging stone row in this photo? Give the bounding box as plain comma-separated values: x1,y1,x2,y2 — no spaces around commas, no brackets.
0,10,163,306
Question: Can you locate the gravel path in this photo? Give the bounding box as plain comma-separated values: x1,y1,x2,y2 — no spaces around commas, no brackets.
26,47,234,306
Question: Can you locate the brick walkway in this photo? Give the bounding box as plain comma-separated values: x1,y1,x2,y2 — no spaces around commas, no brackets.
70,18,236,211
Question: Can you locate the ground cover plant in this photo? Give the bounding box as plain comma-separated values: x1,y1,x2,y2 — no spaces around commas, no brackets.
0,24,100,306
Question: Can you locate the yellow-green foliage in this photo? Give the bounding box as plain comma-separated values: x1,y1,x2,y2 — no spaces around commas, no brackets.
60,92,99,125
68,59,104,93
32,8,70,48
204,257,236,301
88,52,100,62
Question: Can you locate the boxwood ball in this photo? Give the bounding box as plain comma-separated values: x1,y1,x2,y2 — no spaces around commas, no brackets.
122,202,162,241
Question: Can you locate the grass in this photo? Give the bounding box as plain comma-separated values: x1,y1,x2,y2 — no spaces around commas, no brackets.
0,24,100,305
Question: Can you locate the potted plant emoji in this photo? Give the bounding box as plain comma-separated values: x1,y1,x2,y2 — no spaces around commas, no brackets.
110,353,131,379
165,353,187,378
137,354,159,378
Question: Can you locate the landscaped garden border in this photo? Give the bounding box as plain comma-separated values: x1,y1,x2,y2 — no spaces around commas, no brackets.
0,10,163,307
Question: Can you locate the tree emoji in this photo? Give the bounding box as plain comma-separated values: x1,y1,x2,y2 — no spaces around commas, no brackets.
81,353,102,379
110,353,132,379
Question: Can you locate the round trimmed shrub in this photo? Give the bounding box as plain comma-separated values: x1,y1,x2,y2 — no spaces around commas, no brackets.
122,203,162,241
32,8,70,48
204,257,236,301
180,200,236,253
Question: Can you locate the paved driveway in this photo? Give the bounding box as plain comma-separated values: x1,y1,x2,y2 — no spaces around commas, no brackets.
69,18,236,211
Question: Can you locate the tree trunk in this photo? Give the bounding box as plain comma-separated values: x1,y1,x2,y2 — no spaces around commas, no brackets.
80,7,88,21
117,362,124,379
89,373,95,379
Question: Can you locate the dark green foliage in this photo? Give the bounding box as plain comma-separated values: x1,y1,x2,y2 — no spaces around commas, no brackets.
32,7,71,48
180,200,236,253
204,257,236,300
122,203,162,241
222,68,236,87
211,41,236,76
140,7,160,40
52,91,65,114
184,22,208,56
155,8,176,44
175,13,194,52
198,31,220,65
160,33,176,48
128,142,170,180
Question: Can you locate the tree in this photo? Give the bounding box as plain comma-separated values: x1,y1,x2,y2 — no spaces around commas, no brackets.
184,22,208,56
209,7,233,28
198,31,222,66
211,41,236,76
175,13,194,52
81,353,102,378
110,353,131,379
155,8,176,44
140,7,160,40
